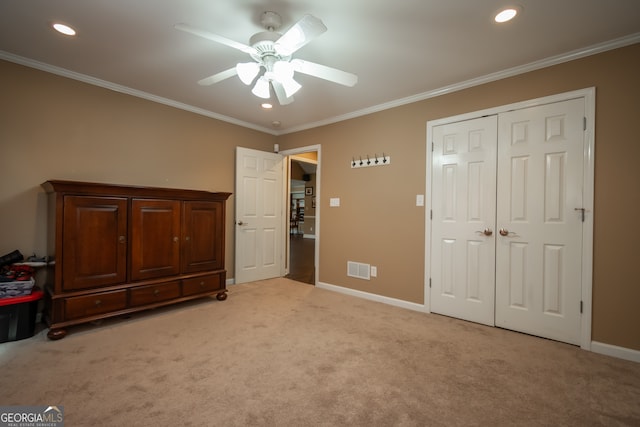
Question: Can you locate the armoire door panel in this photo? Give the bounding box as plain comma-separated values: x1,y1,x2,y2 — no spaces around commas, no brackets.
62,196,127,290
130,199,181,281
182,201,224,273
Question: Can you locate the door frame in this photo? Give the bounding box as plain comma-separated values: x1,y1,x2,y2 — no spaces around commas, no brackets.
280,144,321,286
425,88,595,350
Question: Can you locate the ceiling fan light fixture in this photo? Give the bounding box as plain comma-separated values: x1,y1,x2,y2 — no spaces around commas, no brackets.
252,77,271,99
273,60,294,81
272,61,300,97
236,62,260,85
280,77,302,98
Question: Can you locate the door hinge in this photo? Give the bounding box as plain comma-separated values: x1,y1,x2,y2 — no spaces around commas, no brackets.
432,142,434,152
583,117,587,131
580,300,583,314
430,209,433,220
429,278,432,288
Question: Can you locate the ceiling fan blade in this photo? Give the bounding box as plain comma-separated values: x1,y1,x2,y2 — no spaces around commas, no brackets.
291,59,358,87
174,23,256,55
197,68,238,86
275,15,327,56
272,81,294,105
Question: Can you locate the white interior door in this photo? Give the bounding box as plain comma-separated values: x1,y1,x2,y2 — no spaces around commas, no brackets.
430,116,498,326
495,98,585,345
235,147,284,284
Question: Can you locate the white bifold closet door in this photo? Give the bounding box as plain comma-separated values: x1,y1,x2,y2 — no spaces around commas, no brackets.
431,98,585,345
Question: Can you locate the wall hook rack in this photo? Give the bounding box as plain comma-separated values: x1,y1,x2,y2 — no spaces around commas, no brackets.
350,153,391,169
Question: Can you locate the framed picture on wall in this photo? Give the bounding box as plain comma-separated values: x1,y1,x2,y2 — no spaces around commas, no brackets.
305,187,313,196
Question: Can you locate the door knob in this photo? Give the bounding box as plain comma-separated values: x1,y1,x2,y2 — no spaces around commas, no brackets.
499,228,510,236
476,229,493,236
237,221,245,226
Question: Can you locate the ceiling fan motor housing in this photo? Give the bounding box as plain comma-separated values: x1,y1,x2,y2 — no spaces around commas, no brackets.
249,31,290,66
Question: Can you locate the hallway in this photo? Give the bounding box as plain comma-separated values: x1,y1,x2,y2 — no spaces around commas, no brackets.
286,235,315,285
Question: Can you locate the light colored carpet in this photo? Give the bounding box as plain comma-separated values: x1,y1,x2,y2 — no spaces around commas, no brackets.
1,278,639,426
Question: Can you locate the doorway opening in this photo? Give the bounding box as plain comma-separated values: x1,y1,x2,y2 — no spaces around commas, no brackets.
282,147,320,285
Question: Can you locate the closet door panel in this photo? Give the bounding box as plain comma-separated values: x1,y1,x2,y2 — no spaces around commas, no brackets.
430,115,498,326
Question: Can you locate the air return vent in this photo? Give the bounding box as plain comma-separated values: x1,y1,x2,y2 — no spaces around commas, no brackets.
347,261,370,280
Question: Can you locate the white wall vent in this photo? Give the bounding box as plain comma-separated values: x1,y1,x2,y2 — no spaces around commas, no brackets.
347,261,370,280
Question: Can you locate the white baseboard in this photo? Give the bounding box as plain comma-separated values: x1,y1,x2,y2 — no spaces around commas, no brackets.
317,281,425,313
591,341,640,363
226,278,235,286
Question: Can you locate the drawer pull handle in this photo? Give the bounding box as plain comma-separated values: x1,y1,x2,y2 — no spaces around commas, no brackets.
119,235,126,243
200,281,205,287
153,289,160,296
94,299,102,306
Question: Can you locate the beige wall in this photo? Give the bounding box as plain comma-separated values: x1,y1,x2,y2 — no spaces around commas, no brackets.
279,43,640,351
1,43,639,351
0,60,276,275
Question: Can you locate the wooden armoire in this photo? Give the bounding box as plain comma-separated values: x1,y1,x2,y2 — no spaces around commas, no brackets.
42,180,231,339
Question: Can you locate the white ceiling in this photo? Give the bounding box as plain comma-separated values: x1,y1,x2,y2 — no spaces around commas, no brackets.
1,1,639,135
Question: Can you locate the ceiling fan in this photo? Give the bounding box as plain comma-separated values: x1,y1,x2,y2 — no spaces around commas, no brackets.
175,11,358,105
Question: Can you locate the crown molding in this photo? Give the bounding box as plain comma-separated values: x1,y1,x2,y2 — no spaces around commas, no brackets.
281,32,640,134
0,50,278,135
2,32,638,136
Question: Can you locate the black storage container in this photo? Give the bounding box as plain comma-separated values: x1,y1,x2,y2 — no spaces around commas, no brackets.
0,290,43,342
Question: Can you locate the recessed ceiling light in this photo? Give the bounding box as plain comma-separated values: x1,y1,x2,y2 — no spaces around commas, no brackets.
261,103,273,109
52,23,76,36
495,7,520,23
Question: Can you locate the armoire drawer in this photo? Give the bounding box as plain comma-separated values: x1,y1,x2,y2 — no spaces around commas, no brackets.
129,281,181,307
65,290,128,320
182,274,222,296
